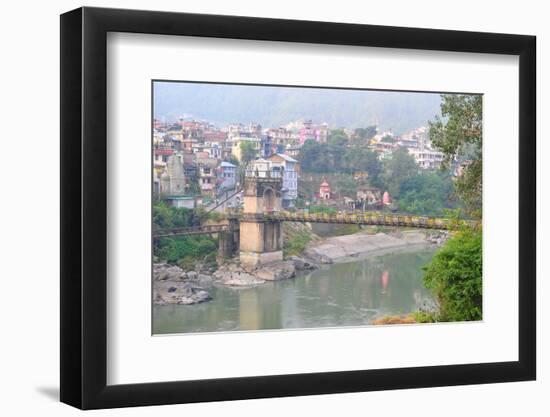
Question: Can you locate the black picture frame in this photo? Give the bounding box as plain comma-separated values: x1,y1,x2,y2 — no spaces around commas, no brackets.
60,6,536,410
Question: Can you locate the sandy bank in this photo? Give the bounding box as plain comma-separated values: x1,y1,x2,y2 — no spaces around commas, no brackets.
304,230,435,264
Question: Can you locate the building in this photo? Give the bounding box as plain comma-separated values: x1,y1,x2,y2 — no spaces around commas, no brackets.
297,120,329,144
371,140,396,159
196,156,218,196
267,153,299,208
228,136,261,162
160,154,185,196
284,144,301,158
246,158,272,177
218,161,237,191
319,179,331,200
165,195,196,209
407,148,444,169
181,134,197,154
202,142,223,159
357,188,380,206
383,191,392,205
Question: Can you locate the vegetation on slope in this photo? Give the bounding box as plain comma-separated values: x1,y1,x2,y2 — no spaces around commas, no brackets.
153,202,218,268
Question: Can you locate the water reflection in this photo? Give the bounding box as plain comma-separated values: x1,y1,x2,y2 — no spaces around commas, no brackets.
153,249,436,335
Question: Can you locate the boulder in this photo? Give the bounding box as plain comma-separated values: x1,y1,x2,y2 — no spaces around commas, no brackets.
197,273,214,288
255,261,296,281
289,256,319,271
217,271,265,287
153,280,211,305
153,263,186,281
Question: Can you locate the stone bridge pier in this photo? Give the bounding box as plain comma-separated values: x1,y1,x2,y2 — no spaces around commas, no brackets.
217,218,240,261
239,174,284,267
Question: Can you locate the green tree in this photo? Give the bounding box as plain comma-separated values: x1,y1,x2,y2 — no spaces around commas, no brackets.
327,129,348,145
156,235,217,264
239,141,258,167
342,146,382,185
398,172,454,215
298,139,328,172
354,126,377,142
429,94,482,216
379,147,418,197
153,202,196,232
152,202,218,265
423,227,482,321
326,130,348,171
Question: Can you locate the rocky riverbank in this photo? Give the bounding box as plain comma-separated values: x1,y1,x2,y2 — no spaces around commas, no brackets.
153,256,318,305
153,263,214,305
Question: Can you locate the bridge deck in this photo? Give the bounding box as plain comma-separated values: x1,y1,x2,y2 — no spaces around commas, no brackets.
154,211,478,238
154,224,229,238
244,211,478,230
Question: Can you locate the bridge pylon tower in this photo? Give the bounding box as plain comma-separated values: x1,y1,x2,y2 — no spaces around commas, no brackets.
239,171,284,267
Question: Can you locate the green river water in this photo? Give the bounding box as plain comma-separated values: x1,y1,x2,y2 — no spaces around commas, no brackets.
153,248,436,335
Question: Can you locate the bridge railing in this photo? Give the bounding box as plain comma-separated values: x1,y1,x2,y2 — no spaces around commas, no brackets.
264,210,478,230
153,224,229,238
154,210,479,237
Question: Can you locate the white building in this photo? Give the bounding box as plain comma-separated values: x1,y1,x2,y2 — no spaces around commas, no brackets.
267,153,299,208
407,148,445,169
218,161,237,191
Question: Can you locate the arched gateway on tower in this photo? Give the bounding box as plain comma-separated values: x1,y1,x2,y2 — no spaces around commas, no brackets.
239,171,284,267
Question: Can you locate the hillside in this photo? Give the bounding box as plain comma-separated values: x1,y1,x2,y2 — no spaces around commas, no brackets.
153,81,443,134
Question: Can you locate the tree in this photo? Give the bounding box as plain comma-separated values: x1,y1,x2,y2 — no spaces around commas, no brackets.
398,172,454,215
354,126,377,142
429,94,482,216
423,227,482,322
342,146,382,185
152,202,217,265
239,141,257,166
299,139,329,172
379,147,418,197
327,129,348,145
153,202,196,232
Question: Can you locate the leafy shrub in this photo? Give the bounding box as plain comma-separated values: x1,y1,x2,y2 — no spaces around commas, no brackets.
283,230,312,257
156,235,217,265
422,227,482,322
412,311,437,323
153,203,218,265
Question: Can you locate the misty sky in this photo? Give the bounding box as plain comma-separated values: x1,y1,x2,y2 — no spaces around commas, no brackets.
153,81,447,134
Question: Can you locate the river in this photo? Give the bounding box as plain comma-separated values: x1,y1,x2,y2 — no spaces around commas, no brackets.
153,247,436,335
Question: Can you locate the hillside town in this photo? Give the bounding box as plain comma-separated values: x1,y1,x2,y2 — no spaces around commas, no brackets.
153,118,446,212
152,87,483,333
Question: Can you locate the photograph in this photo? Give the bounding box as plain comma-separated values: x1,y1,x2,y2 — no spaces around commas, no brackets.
151,81,482,335
0,0,542,413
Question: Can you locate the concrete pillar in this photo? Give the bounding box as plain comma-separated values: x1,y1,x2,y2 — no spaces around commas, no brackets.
217,231,234,260
239,175,284,267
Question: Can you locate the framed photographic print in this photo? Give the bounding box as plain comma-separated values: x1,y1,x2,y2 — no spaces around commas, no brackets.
60,6,536,409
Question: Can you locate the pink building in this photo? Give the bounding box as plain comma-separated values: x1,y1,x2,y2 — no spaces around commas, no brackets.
298,120,329,144
319,180,331,200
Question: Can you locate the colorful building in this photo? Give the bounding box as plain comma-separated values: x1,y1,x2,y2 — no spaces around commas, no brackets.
218,161,237,191
267,153,299,208
228,136,261,162
319,179,331,200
